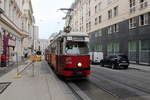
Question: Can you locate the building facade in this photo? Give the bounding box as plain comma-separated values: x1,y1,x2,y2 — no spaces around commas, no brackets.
22,0,35,58
68,0,150,65
33,25,39,51
0,0,35,67
38,39,48,55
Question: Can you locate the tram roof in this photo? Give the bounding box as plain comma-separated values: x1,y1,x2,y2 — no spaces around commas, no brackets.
60,32,89,37
50,32,89,43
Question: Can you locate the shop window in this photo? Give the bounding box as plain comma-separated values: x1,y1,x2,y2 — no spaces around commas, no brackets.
107,42,119,55
128,41,137,62
139,40,150,64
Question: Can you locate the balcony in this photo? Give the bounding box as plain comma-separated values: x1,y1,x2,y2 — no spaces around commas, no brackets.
129,6,136,14
139,1,148,10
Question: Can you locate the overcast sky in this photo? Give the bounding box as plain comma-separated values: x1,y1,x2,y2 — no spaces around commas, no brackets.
32,0,75,39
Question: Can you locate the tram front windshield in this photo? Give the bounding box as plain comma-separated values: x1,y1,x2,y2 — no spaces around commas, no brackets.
65,42,89,55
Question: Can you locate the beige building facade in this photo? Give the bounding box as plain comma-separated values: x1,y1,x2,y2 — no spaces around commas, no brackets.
68,0,150,34
0,0,35,66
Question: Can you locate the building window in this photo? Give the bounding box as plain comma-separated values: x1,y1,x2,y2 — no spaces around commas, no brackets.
114,6,118,17
108,9,112,19
107,0,113,4
139,13,148,26
107,42,113,55
89,0,91,5
140,0,144,3
108,26,112,34
139,0,148,9
89,11,91,17
129,0,136,13
139,40,150,64
98,2,101,11
95,32,98,37
99,16,102,24
89,21,91,31
128,40,137,62
86,23,88,32
4,0,7,11
98,30,102,37
107,42,119,55
130,0,136,7
129,17,136,29
113,24,119,32
95,18,98,25
95,44,103,52
95,5,97,13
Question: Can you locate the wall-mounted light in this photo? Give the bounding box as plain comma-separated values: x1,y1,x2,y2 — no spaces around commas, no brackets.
0,8,4,14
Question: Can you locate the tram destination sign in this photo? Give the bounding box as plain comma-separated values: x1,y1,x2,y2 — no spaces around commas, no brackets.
67,36,88,42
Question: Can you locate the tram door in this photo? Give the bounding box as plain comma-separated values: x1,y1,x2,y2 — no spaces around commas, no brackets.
57,40,63,74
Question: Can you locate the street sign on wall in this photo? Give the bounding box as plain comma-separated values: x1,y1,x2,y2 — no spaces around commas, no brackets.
0,26,3,54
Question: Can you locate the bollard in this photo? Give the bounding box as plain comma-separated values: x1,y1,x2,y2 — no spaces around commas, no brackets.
15,52,22,78
32,61,34,77
31,53,36,77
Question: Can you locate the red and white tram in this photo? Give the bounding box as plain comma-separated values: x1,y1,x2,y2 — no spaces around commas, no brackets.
45,32,91,77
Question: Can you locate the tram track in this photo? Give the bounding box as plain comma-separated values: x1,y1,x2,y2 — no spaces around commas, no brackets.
91,70,150,99
93,70,150,95
88,77,122,100
65,78,119,100
66,82,91,100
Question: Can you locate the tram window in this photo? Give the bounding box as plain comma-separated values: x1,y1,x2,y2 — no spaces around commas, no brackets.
65,42,89,55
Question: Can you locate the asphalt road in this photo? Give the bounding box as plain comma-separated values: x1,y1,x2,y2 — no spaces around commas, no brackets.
69,65,150,100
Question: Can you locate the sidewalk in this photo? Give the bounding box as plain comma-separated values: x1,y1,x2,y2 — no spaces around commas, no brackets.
0,60,28,77
0,61,77,100
129,64,150,72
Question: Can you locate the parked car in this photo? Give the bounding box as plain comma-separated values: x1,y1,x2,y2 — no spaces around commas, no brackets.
100,54,129,69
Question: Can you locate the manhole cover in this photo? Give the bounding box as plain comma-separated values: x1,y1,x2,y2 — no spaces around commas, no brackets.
0,82,11,94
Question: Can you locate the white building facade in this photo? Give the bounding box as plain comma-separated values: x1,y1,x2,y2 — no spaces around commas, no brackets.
38,39,48,55
33,25,39,51
0,0,35,66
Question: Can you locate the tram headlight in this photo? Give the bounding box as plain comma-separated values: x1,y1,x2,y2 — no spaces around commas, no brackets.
77,62,82,67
